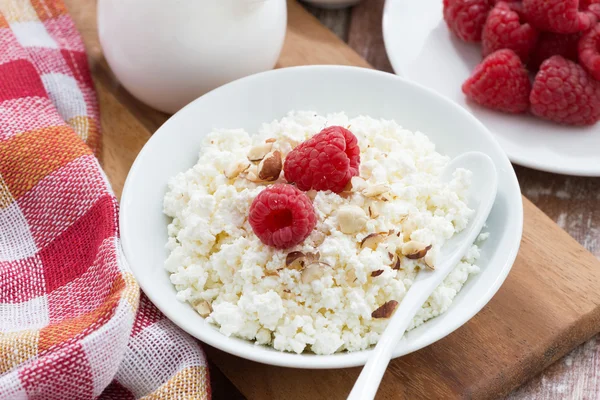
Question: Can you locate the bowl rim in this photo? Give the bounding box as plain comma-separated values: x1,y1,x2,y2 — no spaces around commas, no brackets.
120,65,523,369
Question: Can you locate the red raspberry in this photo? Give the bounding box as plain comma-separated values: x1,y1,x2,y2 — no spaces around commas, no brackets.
522,0,597,33
249,184,316,249
284,126,360,194
530,56,600,125
462,49,531,113
581,0,593,8
581,0,600,11
528,32,580,71
444,0,491,42
488,0,520,4
482,2,539,62
586,4,600,19
578,24,600,81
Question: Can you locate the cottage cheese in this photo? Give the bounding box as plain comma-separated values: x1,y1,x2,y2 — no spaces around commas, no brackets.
163,111,482,355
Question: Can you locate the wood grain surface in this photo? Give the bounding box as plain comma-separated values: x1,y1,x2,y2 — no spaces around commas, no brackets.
65,0,600,398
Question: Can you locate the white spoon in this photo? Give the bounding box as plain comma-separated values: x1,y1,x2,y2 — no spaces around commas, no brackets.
347,151,498,400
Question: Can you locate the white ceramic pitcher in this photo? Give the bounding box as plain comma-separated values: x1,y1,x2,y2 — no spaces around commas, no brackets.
98,0,287,113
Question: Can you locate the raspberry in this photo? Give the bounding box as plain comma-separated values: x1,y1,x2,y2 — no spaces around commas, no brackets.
581,0,600,11
528,32,580,71
578,24,600,81
530,56,600,125
482,2,539,61
588,4,600,20
523,0,597,33
443,0,491,42
249,184,316,249
462,49,531,113
581,0,593,8
284,126,360,193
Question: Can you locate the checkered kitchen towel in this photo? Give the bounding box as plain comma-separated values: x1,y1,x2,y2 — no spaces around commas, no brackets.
0,1,210,399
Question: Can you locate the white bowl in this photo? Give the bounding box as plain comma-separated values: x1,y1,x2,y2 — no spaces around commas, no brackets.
120,66,523,369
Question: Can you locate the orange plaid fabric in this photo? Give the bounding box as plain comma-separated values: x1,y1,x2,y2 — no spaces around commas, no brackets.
0,1,211,398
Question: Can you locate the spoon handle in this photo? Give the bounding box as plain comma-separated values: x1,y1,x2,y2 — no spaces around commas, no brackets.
348,151,498,400
347,284,433,400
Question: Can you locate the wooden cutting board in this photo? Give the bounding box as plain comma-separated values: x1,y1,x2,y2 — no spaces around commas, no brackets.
67,1,600,399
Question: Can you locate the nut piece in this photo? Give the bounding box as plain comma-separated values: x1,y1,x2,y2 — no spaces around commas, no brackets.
371,300,399,319
368,204,380,219
338,205,368,234
301,262,328,284
224,160,251,179
247,142,273,162
306,252,320,264
286,251,306,270
401,241,432,260
402,219,418,238
265,138,277,143
311,231,326,247
306,190,318,201
360,233,385,250
340,177,367,197
424,251,436,270
194,301,212,318
390,253,401,270
245,165,262,182
347,269,357,283
285,251,320,270
257,150,282,181
371,269,384,277
362,184,391,198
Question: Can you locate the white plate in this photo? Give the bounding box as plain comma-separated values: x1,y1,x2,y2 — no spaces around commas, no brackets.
382,0,600,176
120,66,523,369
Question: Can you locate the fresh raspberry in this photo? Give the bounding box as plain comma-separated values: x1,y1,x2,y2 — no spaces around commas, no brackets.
284,126,360,193
249,184,316,249
523,0,597,34
482,2,539,61
581,0,593,8
530,56,600,125
578,24,600,81
587,4,600,20
581,0,600,11
443,0,491,42
528,32,581,71
462,49,531,113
